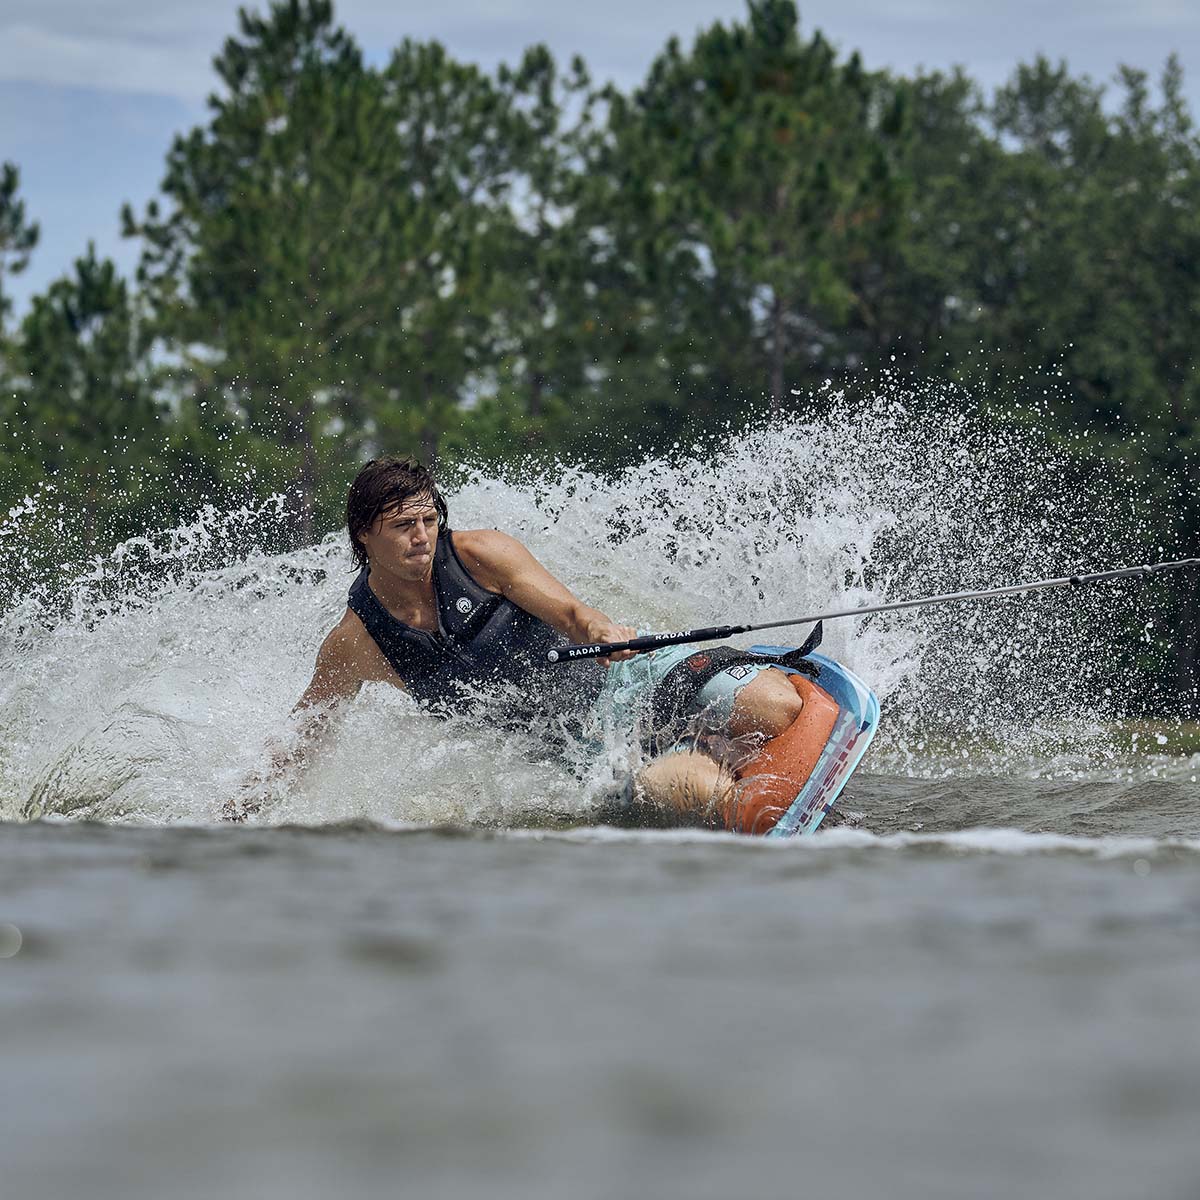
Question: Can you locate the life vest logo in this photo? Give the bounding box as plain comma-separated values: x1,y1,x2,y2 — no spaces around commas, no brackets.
688,654,711,672
455,597,474,615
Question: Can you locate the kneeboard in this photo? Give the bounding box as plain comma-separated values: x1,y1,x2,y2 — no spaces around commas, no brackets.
747,646,880,838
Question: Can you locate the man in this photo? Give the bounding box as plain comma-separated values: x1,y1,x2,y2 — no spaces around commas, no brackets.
228,456,806,825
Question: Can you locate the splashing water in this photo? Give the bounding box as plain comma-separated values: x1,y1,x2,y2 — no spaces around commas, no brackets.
0,392,1187,827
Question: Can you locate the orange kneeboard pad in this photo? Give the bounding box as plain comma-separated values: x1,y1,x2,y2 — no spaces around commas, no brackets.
718,674,839,836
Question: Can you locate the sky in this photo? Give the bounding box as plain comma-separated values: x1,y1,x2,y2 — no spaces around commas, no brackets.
2,0,1198,315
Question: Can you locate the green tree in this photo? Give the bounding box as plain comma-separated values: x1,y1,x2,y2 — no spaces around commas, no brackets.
125,0,388,537
592,0,909,432
364,36,531,467
891,56,1200,701
982,58,1200,699
0,245,163,549
126,0,535,532
442,45,601,460
836,68,1002,366
0,161,40,332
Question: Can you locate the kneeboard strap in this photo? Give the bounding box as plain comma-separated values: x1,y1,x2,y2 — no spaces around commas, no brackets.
647,622,824,741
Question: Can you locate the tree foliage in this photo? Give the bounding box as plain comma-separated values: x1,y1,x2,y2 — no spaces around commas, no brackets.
0,161,40,332
0,244,163,563
599,0,910,414
3,0,1200,699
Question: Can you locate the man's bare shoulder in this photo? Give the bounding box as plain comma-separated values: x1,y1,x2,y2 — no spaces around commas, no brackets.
452,528,528,591
322,607,367,650
452,527,525,557
320,608,399,683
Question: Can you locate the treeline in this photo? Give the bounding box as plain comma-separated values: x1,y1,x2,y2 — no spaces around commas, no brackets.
1,0,1199,699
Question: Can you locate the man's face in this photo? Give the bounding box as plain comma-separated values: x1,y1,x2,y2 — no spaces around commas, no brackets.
359,494,441,579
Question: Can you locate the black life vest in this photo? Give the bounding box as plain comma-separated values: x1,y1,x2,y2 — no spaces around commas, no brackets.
347,531,603,717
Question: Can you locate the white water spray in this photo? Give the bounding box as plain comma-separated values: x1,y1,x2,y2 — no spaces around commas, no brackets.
0,392,1181,827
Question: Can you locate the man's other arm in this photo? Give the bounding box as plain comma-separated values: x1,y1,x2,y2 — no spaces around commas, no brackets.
224,617,392,819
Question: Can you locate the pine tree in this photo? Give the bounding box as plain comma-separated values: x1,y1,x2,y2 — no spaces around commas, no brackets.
2,245,162,549
0,162,40,331
595,0,909,422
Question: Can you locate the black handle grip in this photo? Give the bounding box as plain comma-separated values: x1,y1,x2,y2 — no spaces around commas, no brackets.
546,625,746,663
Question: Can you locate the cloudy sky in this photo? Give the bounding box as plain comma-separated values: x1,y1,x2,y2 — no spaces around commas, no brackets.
2,0,1198,313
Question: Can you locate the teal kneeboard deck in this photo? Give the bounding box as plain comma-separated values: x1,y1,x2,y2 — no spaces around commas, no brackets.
747,646,881,838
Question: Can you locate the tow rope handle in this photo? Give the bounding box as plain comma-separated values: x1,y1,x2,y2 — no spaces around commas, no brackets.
546,624,750,663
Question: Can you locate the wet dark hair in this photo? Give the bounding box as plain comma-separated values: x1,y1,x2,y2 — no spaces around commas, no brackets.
346,456,449,570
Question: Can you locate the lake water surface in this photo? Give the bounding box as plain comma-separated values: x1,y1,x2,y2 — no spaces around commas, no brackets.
5,774,1200,1200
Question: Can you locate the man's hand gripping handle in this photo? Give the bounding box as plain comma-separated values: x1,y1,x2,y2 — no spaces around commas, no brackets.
546,624,748,663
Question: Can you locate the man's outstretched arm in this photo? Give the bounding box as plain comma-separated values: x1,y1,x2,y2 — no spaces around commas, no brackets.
456,530,639,662
223,621,378,821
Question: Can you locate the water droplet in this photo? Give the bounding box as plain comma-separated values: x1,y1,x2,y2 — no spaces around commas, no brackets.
0,923,22,958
